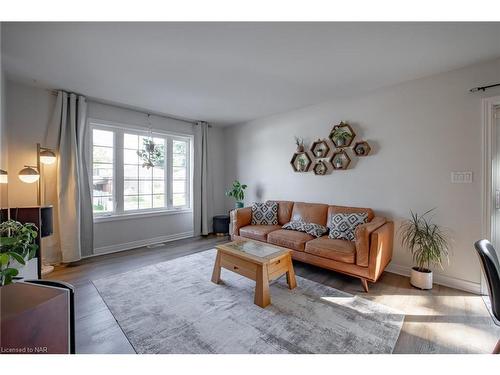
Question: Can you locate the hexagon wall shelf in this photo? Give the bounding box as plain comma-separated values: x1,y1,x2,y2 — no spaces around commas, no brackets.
310,138,330,159
353,141,371,156
290,152,312,172
312,160,329,175
330,149,351,170
329,121,356,148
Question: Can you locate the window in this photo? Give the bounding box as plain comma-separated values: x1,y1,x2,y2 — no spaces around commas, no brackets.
90,122,192,218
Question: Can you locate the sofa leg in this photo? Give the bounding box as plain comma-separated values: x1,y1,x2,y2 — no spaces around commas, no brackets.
360,278,369,292
494,339,500,354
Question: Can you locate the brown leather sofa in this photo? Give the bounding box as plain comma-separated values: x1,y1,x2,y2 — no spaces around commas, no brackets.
230,200,394,292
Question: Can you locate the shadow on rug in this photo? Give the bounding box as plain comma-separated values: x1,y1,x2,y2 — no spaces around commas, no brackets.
92,249,404,353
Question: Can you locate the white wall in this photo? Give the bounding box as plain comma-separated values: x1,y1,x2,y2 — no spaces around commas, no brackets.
224,58,500,290
4,80,227,260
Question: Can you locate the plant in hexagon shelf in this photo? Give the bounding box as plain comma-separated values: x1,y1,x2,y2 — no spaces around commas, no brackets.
330,149,351,170
313,160,329,175
290,152,312,172
310,139,330,158
329,121,356,148
353,141,371,156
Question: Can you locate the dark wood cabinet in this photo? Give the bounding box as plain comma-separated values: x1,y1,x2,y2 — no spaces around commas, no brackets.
0,283,70,354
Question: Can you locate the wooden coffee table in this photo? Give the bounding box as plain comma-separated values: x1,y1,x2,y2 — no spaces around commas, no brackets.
211,239,297,308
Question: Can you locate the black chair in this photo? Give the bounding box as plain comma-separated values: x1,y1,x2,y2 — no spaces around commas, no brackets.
24,279,76,354
473,239,500,354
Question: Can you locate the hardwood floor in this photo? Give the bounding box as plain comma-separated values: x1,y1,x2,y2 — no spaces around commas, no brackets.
47,235,500,354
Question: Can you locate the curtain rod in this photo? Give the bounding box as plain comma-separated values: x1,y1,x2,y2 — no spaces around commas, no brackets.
46,88,210,126
469,83,500,93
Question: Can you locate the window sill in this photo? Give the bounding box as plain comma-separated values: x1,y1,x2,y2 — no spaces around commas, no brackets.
94,208,193,223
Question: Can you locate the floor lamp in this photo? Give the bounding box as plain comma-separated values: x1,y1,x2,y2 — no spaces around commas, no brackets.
18,143,57,275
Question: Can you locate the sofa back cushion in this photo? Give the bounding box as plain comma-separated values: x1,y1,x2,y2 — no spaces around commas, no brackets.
328,205,374,223
266,200,294,225
290,202,329,226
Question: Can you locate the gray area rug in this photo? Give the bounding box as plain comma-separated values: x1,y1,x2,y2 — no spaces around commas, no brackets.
93,249,404,354
482,296,500,326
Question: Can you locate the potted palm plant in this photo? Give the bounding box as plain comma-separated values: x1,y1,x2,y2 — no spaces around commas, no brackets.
0,220,39,286
399,209,450,290
225,180,248,209
331,127,352,147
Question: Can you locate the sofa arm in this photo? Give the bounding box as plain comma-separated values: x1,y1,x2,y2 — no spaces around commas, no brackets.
368,221,394,281
354,216,387,267
230,207,252,239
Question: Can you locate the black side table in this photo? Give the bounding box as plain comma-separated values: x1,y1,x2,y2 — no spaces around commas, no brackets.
213,215,230,236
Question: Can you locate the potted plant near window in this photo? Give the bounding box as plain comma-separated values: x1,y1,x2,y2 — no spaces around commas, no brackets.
0,220,39,286
225,180,248,209
399,209,450,290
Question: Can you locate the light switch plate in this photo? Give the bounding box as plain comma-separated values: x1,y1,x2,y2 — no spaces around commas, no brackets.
451,171,473,184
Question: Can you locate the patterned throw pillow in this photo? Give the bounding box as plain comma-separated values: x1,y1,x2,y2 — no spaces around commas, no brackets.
328,213,368,241
251,202,279,225
282,220,328,238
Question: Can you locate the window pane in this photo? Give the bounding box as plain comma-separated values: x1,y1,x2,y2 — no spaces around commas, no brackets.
93,146,113,163
173,167,185,180
139,180,152,195
153,137,165,147
153,194,165,208
93,196,113,213
93,129,113,147
153,181,164,194
173,140,186,154
124,195,139,211
92,128,114,215
139,166,152,179
139,195,152,210
124,149,139,164
124,180,138,195
153,165,164,179
124,133,138,149
93,163,113,178
173,180,185,194
93,178,113,196
173,193,186,207
93,179,113,196
124,164,139,179
173,154,186,167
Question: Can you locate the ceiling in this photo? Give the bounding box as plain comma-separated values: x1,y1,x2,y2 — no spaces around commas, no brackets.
3,22,500,126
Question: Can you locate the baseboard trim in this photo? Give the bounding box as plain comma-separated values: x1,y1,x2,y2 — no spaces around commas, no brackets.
385,263,481,295
91,231,195,257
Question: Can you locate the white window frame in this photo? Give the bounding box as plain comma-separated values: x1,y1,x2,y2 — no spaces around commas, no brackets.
89,119,193,222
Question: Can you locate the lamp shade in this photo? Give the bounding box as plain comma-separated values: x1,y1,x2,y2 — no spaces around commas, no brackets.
0,169,7,184
39,149,56,165
18,166,40,183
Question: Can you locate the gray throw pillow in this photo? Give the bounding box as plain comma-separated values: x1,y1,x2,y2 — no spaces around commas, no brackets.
251,202,279,225
328,213,368,241
282,220,328,238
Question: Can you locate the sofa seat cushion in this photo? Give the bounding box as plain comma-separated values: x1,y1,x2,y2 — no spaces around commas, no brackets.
304,236,356,264
267,229,314,251
239,225,281,242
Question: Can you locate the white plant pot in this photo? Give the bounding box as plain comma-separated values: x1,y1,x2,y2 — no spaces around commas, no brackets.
410,267,433,290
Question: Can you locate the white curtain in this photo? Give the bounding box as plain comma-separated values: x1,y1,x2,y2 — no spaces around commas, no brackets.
193,121,213,236
46,91,93,262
